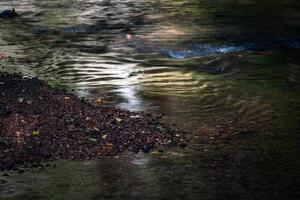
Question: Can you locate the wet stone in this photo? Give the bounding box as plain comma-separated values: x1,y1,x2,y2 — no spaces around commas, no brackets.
141,146,150,153
179,143,188,149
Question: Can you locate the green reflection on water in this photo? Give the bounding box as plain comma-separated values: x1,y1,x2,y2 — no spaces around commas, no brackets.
0,0,300,199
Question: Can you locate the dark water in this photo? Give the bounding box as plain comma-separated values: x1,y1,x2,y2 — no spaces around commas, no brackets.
1,0,300,199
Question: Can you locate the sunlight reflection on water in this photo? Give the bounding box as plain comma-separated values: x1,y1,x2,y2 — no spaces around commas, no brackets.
1,0,300,199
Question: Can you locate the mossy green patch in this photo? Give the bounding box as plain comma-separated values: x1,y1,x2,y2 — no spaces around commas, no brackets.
243,55,284,65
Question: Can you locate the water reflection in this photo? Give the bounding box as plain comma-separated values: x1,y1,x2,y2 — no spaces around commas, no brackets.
0,0,300,199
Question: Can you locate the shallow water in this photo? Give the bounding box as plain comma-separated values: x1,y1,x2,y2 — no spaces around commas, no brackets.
1,0,300,199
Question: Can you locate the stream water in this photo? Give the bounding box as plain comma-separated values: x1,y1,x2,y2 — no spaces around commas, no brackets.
0,0,300,199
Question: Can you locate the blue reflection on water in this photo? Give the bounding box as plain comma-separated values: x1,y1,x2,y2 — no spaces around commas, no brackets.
159,38,300,59
159,43,246,59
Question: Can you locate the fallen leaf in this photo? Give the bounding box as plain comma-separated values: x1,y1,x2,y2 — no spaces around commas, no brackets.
32,130,40,137
95,97,103,105
93,126,99,131
0,53,7,60
17,97,24,103
89,137,97,142
102,134,107,139
130,115,141,119
64,96,71,100
115,118,122,122
104,143,114,151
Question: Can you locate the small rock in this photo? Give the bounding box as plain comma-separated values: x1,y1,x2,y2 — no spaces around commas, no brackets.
141,146,150,153
168,140,178,147
132,147,140,154
17,97,24,103
157,125,164,131
17,167,25,173
130,115,141,119
89,138,97,142
0,9,18,19
115,118,122,122
179,143,187,148
158,149,164,153
126,34,132,40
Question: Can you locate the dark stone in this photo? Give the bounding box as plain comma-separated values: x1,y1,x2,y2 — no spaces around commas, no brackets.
17,167,25,173
131,147,140,154
0,141,8,150
141,146,150,153
158,149,164,153
179,143,187,148
0,9,18,19
168,140,178,147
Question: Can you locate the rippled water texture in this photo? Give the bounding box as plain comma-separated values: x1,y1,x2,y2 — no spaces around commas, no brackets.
1,0,300,199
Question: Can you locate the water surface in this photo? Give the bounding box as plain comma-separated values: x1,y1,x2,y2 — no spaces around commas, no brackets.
1,0,300,199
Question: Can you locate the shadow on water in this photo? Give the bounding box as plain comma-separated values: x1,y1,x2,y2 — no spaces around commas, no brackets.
1,0,300,199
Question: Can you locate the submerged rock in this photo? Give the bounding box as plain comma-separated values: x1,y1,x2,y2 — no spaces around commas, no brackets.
0,9,18,19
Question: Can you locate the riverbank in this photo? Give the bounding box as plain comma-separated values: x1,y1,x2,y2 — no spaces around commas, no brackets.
0,72,185,171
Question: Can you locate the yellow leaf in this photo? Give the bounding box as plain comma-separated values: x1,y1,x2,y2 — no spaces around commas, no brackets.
32,130,40,137
104,143,114,151
95,97,103,105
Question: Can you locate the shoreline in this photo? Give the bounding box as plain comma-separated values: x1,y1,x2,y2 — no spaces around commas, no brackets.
0,72,186,171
